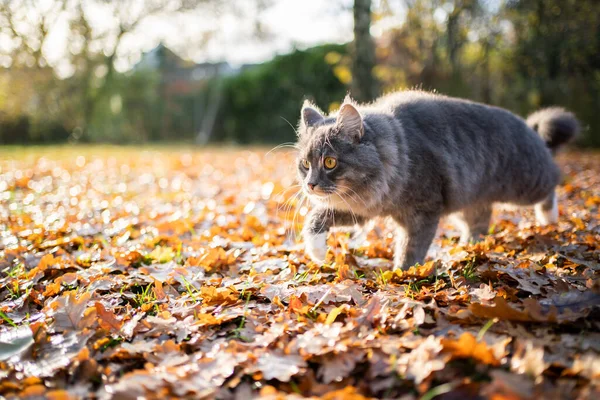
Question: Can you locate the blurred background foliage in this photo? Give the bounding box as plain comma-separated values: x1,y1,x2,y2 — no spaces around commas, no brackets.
0,0,598,146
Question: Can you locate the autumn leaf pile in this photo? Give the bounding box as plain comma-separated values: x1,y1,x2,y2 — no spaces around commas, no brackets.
0,147,599,399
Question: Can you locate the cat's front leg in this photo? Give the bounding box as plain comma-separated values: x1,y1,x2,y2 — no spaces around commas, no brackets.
303,208,366,264
393,212,440,270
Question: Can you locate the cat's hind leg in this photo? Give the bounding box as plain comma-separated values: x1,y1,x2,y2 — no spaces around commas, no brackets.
534,189,558,226
451,205,493,245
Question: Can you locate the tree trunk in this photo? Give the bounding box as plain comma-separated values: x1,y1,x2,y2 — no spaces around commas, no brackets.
352,0,379,102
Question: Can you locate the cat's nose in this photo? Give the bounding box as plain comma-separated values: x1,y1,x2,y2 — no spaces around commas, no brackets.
307,183,316,191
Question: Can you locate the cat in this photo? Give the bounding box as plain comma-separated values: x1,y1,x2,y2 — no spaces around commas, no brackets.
296,91,580,270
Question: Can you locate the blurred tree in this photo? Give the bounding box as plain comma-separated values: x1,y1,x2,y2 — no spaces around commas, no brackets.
0,0,70,143
213,44,348,144
65,0,216,141
503,0,600,145
446,0,482,74
0,0,598,146
352,0,379,102
0,0,222,142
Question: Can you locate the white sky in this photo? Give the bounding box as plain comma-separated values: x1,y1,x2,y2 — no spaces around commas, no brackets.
29,0,407,76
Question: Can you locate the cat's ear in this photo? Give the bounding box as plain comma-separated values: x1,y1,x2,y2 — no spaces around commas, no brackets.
300,100,324,130
336,103,363,142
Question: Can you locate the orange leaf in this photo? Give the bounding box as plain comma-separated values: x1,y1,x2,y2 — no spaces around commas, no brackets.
195,312,222,326
43,282,61,297
200,286,239,306
288,294,303,313
95,302,123,332
442,332,500,366
47,390,76,400
38,253,56,270
322,386,374,400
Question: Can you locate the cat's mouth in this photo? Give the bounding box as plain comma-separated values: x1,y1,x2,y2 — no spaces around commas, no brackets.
304,185,335,199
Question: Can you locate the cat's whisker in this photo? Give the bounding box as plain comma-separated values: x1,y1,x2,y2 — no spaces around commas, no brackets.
334,190,359,226
280,116,301,137
284,189,304,225
279,188,303,223
336,184,370,209
291,192,308,242
274,185,302,213
278,189,301,215
265,142,299,158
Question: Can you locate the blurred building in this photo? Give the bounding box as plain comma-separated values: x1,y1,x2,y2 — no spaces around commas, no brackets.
135,43,235,95
135,43,237,143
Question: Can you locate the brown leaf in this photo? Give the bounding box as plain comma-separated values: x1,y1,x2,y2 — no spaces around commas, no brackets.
153,280,166,301
469,296,534,322
317,350,363,384
497,263,551,295
510,340,547,377
94,302,123,332
482,370,534,400
50,291,95,332
395,335,447,384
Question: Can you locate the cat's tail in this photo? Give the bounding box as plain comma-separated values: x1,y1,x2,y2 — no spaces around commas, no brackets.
526,107,580,151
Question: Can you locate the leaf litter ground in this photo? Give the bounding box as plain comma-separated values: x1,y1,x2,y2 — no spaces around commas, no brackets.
0,147,599,399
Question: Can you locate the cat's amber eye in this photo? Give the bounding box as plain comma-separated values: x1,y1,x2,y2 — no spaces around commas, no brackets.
301,159,310,169
324,157,337,169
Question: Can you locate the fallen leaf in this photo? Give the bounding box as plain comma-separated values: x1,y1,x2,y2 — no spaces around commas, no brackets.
255,352,307,381
95,302,123,332
442,332,501,366
49,291,96,332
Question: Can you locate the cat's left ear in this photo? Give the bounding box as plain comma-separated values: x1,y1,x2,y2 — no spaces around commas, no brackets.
336,103,363,142
300,100,324,131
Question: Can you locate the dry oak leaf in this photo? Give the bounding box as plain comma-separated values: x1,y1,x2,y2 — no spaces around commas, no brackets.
200,286,239,306
49,291,96,332
191,247,237,272
381,260,437,282
498,263,551,295
469,296,534,322
442,332,501,366
317,350,364,384
95,302,123,332
395,335,448,384
482,370,534,400
510,340,547,378
470,283,497,302
255,352,307,381
37,253,57,270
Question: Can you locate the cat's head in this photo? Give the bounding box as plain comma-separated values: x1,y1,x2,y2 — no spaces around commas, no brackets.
295,98,385,211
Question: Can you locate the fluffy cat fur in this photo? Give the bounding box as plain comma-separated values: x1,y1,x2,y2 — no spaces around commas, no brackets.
296,91,579,269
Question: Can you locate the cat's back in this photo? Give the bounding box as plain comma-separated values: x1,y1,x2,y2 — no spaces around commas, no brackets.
365,90,538,148
368,90,513,125
362,90,556,209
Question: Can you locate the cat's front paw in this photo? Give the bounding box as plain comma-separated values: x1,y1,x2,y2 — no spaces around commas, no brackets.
304,232,328,264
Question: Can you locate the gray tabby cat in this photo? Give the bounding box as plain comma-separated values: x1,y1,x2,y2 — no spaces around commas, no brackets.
296,91,579,270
